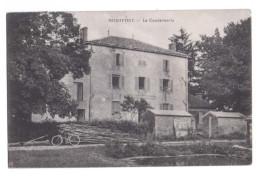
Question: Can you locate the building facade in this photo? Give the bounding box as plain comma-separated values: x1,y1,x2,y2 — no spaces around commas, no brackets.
32,28,189,122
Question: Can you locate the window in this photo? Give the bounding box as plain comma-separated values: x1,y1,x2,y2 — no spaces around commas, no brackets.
163,103,169,110
76,82,83,101
160,103,173,110
76,109,85,121
139,60,146,66
112,101,121,113
163,79,169,92
112,74,120,89
163,60,169,72
139,77,145,90
116,54,120,66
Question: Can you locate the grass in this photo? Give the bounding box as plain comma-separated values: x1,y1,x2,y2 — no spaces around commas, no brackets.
8,146,136,168
104,140,252,163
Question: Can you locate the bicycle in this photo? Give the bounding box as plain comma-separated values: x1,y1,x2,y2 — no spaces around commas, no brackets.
51,133,81,146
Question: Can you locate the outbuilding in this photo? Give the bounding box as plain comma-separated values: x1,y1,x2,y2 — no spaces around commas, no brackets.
141,109,192,139
201,111,246,138
245,115,252,144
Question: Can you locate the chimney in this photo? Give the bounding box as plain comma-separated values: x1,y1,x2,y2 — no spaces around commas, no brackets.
195,93,203,99
168,41,176,51
80,27,88,43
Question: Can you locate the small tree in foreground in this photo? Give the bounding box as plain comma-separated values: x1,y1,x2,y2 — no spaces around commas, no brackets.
121,96,153,122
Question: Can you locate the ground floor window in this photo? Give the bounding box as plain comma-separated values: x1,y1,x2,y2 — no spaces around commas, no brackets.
77,109,85,121
139,77,145,90
160,103,173,110
112,101,121,114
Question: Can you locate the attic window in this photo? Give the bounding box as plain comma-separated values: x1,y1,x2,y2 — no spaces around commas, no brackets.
116,54,120,66
163,60,169,72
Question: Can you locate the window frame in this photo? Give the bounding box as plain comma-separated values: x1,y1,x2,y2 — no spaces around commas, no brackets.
112,74,120,89
112,101,121,113
76,109,85,121
76,82,83,101
138,77,146,90
163,79,169,92
162,103,169,110
116,54,120,66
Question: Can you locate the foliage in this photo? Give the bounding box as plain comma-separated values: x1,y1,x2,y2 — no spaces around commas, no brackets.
87,119,149,136
215,132,246,140
121,96,153,122
169,28,202,95
105,141,251,162
197,18,251,115
104,140,125,158
8,120,60,143
7,12,91,120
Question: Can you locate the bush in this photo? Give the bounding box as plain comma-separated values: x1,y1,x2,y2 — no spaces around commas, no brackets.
104,140,125,158
124,142,141,157
8,120,60,143
215,132,246,140
88,119,149,136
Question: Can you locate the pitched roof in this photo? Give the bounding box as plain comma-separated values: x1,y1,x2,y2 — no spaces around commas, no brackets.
85,36,188,58
188,94,215,109
204,111,246,119
148,109,192,117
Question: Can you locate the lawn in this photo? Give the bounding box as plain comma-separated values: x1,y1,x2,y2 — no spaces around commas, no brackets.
8,146,136,168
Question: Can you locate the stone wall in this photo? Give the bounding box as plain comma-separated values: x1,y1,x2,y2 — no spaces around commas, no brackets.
88,45,188,121
154,116,191,138
32,45,188,122
218,118,247,135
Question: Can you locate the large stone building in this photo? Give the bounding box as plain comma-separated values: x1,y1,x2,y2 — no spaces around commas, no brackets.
32,28,189,122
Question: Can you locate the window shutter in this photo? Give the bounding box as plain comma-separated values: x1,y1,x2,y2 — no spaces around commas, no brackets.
111,102,114,113
170,80,173,93
160,104,163,110
170,104,174,110
159,79,163,92
163,60,166,71
121,54,124,67
112,53,116,70
135,77,139,91
147,77,150,91
168,60,170,72
108,74,112,88
121,75,124,89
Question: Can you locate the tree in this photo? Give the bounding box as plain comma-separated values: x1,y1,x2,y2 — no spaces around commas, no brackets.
7,12,91,120
169,28,201,95
197,18,251,115
121,96,153,122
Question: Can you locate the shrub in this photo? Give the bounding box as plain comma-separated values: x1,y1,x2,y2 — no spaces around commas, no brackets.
8,120,60,143
124,142,141,157
215,132,246,140
104,140,125,158
88,119,149,136
141,141,167,156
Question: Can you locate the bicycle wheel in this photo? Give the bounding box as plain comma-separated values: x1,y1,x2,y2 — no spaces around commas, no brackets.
68,135,80,146
51,135,63,146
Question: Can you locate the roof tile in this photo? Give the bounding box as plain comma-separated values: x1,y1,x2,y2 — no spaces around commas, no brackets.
86,36,188,58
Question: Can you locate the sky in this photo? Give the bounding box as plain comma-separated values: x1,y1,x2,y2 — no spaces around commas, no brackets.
74,10,250,49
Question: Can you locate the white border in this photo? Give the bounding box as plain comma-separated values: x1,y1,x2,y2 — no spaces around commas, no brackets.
1,0,260,175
